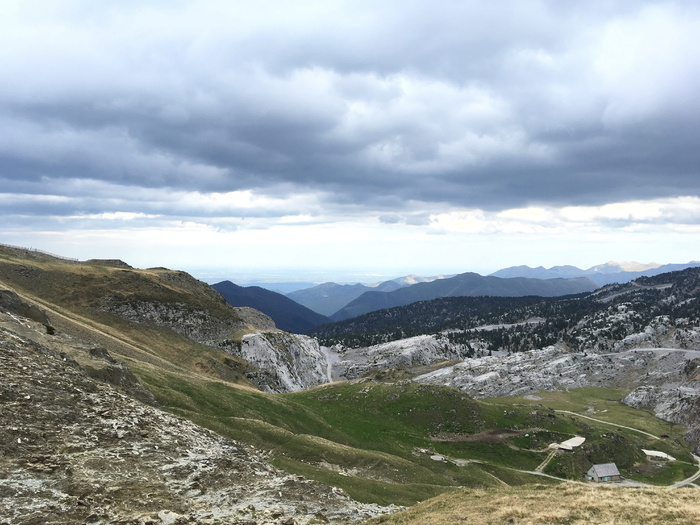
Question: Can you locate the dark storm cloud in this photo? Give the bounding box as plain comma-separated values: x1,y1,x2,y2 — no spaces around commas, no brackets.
2,0,700,220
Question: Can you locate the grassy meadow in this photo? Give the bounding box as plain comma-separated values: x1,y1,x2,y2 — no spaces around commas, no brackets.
135,364,695,506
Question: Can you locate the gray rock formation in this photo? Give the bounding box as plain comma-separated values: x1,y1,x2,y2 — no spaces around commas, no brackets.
100,297,276,344
235,332,331,392
0,289,51,327
415,346,700,398
332,334,474,380
623,368,700,451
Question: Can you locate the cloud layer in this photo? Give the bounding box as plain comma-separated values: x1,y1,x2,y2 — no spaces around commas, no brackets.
1,1,699,277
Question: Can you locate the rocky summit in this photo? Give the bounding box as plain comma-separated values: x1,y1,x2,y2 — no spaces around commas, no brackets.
0,299,394,524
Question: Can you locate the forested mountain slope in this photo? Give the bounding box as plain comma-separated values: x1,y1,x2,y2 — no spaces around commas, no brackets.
213,279,331,332
314,268,700,353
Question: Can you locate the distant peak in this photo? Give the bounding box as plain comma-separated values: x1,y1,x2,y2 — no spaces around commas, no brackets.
589,261,661,273
617,261,661,271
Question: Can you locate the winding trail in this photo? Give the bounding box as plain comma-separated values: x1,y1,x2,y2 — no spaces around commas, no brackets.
554,410,660,440
440,409,700,489
671,454,700,488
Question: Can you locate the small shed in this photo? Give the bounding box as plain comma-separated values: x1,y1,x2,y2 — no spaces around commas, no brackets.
586,463,622,483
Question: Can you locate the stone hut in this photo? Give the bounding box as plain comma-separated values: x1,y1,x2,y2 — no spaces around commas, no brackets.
585,463,622,483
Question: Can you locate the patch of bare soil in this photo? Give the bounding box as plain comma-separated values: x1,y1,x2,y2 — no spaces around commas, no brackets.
431,428,525,443
630,460,671,477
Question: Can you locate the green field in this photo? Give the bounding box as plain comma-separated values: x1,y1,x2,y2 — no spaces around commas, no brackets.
135,367,695,506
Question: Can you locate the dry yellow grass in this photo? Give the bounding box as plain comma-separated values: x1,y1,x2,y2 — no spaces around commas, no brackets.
365,484,700,525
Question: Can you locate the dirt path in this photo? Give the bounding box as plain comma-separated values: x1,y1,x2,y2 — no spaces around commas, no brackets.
554,410,660,440
535,448,558,472
671,454,700,488
319,345,342,383
4,283,246,387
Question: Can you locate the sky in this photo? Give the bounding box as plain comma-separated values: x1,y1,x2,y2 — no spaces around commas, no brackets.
2,0,700,284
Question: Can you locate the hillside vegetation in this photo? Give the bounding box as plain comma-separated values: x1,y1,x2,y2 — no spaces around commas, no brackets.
363,484,700,525
0,245,273,388
139,364,694,506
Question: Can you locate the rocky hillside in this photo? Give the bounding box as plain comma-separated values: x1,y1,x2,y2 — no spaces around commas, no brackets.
315,268,700,354
0,245,318,392
319,269,700,452
0,292,391,524
415,345,699,400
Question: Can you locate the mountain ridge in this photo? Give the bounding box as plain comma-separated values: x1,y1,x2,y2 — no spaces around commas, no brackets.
283,262,698,320
330,272,598,321
286,280,402,317
491,260,700,286
285,274,449,317
212,280,331,333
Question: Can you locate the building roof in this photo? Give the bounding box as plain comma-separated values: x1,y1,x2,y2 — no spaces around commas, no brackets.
642,449,675,461
558,436,586,450
590,463,621,477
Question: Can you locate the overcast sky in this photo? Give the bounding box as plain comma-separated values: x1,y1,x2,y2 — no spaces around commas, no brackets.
2,1,699,283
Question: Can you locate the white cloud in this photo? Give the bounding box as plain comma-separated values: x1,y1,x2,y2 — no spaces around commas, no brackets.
430,197,700,236
593,5,700,126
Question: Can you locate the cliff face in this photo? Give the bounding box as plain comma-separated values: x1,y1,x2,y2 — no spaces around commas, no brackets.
624,384,700,430
235,332,331,392
623,362,700,452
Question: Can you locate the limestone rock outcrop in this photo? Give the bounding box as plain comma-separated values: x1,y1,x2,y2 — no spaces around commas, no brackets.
234,332,331,392
332,334,473,380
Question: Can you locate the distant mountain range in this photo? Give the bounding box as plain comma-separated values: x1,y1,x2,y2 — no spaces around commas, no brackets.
285,274,449,317
212,281,331,333
212,261,700,330
286,281,402,317
329,273,598,321
490,261,700,286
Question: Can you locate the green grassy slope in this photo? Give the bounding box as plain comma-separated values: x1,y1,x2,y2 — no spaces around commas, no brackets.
136,364,694,506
